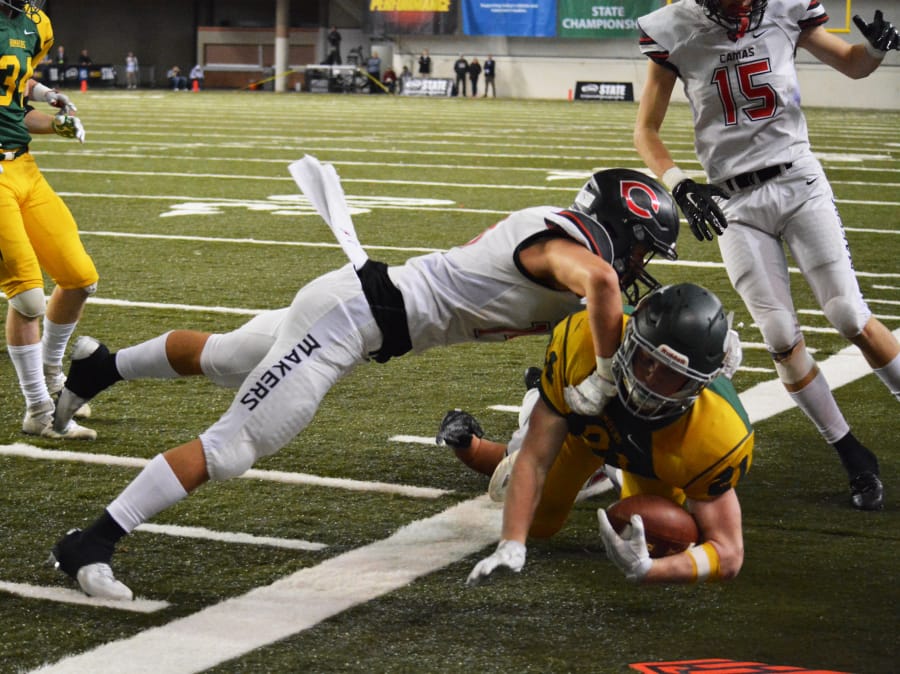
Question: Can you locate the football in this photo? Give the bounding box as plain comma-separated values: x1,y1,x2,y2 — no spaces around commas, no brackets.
605,494,699,558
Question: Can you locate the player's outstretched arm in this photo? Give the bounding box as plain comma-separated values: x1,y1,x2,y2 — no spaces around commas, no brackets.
635,61,728,241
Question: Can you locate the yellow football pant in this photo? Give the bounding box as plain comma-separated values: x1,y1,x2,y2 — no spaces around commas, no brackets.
0,153,98,300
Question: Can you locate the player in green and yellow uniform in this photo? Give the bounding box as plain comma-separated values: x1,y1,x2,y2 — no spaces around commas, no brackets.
456,283,753,585
1,0,97,438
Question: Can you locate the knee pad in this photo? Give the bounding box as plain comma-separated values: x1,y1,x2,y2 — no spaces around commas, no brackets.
823,295,868,339
9,287,46,318
201,428,260,481
83,282,98,296
756,309,799,355
772,343,816,385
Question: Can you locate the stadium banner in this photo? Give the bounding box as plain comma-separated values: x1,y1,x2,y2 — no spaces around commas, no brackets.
558,0,657,38
462,0,557,37
400,77,454,96
366,0,458,35
574,81,634,101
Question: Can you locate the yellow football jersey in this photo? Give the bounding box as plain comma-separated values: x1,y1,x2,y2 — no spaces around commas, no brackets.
530,309,753,537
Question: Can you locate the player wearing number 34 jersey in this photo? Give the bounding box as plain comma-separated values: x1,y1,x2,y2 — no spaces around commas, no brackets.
635,0,900,510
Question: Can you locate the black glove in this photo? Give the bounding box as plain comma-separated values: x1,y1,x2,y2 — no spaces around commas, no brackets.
853,10,900,53
672,179,730,241
436,409,484,450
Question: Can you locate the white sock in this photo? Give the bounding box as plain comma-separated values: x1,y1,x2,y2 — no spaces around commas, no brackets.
42,318,77,369
787,370,850,444
107,454,188,533
873,352,900,402
115,331,179,380
8,343,50,407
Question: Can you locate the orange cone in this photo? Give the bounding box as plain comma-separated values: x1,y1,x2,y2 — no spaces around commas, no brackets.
192,79,199,92
80,79,88,92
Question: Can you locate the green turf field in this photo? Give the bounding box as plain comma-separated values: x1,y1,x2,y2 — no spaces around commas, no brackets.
0,91,898,673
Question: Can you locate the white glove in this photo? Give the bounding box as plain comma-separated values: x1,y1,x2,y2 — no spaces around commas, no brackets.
466,539,526,586
46,90,77,115
52,113,85,143
564,356,616,415
721,328,742,380
597,509,652,582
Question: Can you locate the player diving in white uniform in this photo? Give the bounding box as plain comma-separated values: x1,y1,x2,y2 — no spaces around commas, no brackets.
50,159,681,600
634,0,900,510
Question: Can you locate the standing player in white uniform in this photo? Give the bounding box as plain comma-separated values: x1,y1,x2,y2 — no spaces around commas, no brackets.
50,166,681,601
634,0,900,510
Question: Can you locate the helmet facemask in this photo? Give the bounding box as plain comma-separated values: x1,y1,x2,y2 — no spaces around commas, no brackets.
614,321,719,419
698,0,767,40
2,0,45,19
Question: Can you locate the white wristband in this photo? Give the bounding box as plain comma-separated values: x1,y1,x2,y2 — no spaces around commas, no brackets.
30,82,51,102
595,355,614,380
661,166,691,191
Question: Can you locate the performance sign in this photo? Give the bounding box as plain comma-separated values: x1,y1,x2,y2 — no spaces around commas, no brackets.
462,0,557,37
558,0,657,38
367,0,458,35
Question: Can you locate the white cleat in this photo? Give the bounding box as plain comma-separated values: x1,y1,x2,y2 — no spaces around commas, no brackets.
76,563,134,601
575,468,615,502
488,451,518,503
45,363,92,419
23,399,96,440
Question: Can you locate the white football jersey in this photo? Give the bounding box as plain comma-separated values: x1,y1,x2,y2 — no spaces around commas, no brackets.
638,0,828,182
389,206,608,351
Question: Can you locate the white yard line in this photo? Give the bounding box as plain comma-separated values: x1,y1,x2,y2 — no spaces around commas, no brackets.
0,444,450,499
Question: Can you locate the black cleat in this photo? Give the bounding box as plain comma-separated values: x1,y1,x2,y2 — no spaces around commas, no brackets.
524,366,542,391
849,472,884,511
51,529,132,600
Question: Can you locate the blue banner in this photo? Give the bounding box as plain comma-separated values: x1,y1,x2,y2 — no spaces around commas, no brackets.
462,0,557,37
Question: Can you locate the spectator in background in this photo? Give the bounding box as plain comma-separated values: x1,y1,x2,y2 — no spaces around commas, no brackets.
468,57,482,98
326,26,342,65
125,52,139,89
55,45,65,64
483,55,496,97
381,65,397,94
190,64,204,91
453,54,468,96
366,50,381,94
399,65,411,93
167,65,187,91
77,49,92,86
417,48,432,75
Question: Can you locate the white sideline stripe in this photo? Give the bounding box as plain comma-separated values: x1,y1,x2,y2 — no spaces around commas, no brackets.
0,445,450,499
134,524,327,551
0,582,169,613
29,496,502,674
21,331,900,673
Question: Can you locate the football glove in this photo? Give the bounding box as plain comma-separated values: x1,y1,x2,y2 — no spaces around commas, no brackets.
46,89,77,115
435,409,484,450
466,539,526,585
853,10,900,56
563,356,616,416
52,113,85,143
672,179,729,241
597,509,652,582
